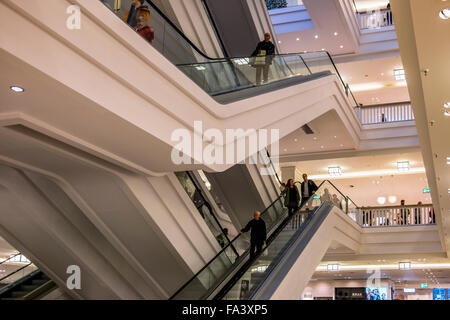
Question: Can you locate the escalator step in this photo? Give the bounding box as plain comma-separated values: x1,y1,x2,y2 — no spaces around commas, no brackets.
21,285,40,292
11,291,28,298
31,280,48,286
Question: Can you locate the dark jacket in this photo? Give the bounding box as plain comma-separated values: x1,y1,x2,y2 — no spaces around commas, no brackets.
281,186,300,206
241,218,266,243
300,180,318,198
251,40,275,64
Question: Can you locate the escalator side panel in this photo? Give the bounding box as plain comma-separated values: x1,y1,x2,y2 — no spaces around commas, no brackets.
251,204,334,300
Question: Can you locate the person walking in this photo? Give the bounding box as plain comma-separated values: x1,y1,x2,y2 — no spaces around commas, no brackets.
300,174,318,209
240,211,267,260
281,179,300,217
251,32,275,85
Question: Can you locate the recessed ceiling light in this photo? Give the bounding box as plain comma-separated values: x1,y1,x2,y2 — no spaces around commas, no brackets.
444,102,450,108
334,32,339,36
278,40,282,44
339,45,344,48
328,166,342,177
303,51,307,53
320,145,324,149
394,69,406,81
445,111,450,116
377,197,386,205
296,37,300,41
321,48,325,51
447,156,450,164
294,138,298,142
388,196,397,204
10,86,24,93
314,35,319,39
397,161,410,172
439,8,450,19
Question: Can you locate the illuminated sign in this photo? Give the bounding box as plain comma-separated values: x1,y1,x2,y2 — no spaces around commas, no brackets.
423,188,431,193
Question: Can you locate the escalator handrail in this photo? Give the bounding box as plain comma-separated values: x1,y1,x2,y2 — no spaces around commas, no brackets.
169,194,284,300
324,179,360,209
248,201,333,300
0,262,34,283
170,180,327,299
213,203,323,300
141,0,216,60
111,1,359,106
0,253,21,266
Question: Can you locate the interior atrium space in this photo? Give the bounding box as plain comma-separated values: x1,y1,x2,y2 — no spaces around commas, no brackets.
0,0,449,310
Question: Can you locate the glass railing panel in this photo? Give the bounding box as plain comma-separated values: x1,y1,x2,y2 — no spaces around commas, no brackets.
222,181,349,300
0,264,38,286
98,1,359,105
101,0,212,64
171,196,287,300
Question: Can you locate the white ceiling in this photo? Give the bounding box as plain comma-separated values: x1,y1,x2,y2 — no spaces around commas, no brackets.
281,152,429,206
336,55,411,105
354,0,390,12
275,0,358,56
279,110,356,157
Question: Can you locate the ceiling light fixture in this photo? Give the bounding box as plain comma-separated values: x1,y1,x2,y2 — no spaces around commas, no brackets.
447,157,450,165
296,38,300,41
399,262,412,270
397,161,410,173
314,35,319,39
394,69,406,81
445,111,450,116
328,166,342,177
444,102,449,109
388,196,397,204
334,32,339,36
377,197,386,205
439,8,450,19
340,45,344,49
10,86,24,93
327,264,340,271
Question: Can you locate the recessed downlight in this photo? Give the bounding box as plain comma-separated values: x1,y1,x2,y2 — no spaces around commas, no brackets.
296,37,300,41
439,8,450,19
314,35,319,39
334,32,339,36
445,111,450,116
10,86,24,93
444,102,450,108
340,45,344,48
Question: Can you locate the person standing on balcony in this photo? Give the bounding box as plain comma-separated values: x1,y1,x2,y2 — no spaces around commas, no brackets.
386,3,393,25
240,211,267,260
251,32,275,85
300,174,318,210
281,179,300,217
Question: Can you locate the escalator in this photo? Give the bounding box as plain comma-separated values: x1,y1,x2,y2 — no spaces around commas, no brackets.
0,254,56,300
100,0,359,105
170,180,358,300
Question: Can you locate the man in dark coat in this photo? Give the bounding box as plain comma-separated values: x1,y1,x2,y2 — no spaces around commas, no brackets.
300,173,318,209
240,211,267,260
251,33,276,85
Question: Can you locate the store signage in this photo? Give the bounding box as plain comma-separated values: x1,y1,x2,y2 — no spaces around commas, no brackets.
403,288,416,293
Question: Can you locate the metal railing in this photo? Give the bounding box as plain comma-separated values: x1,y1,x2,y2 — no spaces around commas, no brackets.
355,102,414,125
357,9,394,30
355,204,435,228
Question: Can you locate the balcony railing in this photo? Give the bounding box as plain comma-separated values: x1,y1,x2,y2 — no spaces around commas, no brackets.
355,102,414,125
357,9,394,30
354,204,435,228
